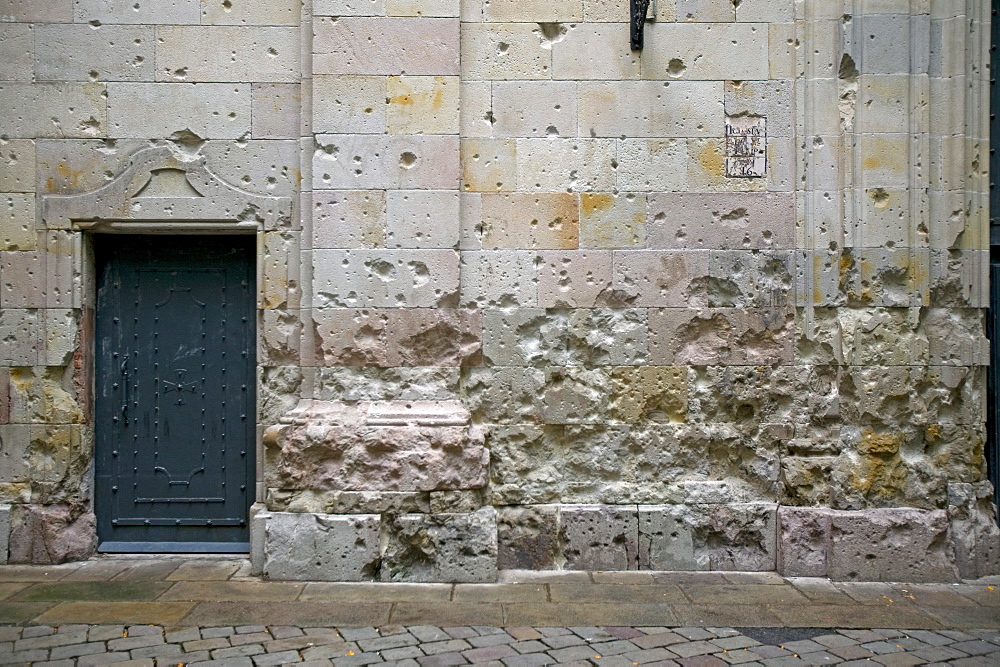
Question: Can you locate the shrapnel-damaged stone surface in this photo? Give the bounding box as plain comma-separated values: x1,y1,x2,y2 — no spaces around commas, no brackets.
0,0,997,582
263,401,489,493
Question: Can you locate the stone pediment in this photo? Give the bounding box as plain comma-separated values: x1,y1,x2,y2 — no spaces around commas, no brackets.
41,145,292,231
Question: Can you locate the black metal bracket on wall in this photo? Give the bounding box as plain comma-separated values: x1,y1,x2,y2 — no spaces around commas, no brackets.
631,0,653,50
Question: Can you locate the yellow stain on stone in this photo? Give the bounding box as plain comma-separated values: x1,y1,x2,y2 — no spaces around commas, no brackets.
858,429,902,456
610,366,687,424
581,193,614,216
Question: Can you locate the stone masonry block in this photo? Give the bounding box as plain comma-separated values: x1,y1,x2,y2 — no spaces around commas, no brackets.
567,309,648,366
315,367,459,402
640,23,769,80
106,83,250,140
1,195,36,252
481,193,579,249
312,249,459,308
483,0,583,22
34,24,155,83
252,83,301,139
0,83,106,140
580,192,646,249
314,0,386,16
156,27,299,83
314,134,459,190
560,505,638,571
537,251,613,308
313,75,387,134
725,80,793,136
578,81,722,138
551,24,641,80
262,512,381,581
388,0,460,17
612,250,710,307
261,309,301,366
387,76,460,135
461,138,517,192
459,251,538,308
705,250,794,308
461,23,551,81
0,310,38,366
0,24,32,82
516,139,617,192
386,190,459,248
736,0,793,22
1,0,72,22
313,17,459,75
381,507,498,583
491,81,578,138
542,367,612,424
776,506,833,578
497,505,559,570
462,368,545,425
648,307,795,366
459,81,493,138
311,308,390,367
0,425,30,483
647,193,795,250
617,139,688,192
202,139,301,198
640,504,778,571
829,508,959,582
481,308,568,367
312,190,386,249
948,482,1000,579
8,503,96,564
609,366,687,424
0,251,44,309
0,504,8,564
676,0,735,22
0,139,35,194
264,400,488,492
201,0,300,24
74,0,201,24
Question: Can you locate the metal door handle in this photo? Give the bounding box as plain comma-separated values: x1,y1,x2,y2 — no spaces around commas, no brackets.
121,357,129,425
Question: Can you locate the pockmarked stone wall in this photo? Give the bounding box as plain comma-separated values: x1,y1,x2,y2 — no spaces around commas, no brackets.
0,0,997,581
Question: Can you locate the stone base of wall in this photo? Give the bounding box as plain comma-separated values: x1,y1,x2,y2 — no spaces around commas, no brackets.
0,504,9,565
254,508,498,583
253,501,1000,582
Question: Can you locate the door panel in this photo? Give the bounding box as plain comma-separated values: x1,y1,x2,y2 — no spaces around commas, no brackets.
95,235,255,551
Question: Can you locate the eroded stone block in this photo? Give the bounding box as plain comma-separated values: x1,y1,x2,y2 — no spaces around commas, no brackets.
462,367,545,424
566,309,648,366
262,512,381,581
609,366,687,424
647,193,795,250
497,505,559,570
312,249,460,309
381,507,498,582
8,503,96,564
640,504,777,571
459,251,537,308
8,366,83,425
776,506,833,578
264,400,489,492
481,193,579,250
828,508,959,582
267,489,429,514
0,503,9,564
537,251,613,308
314,134,459,191
315,367,460,402
560,505,638,570
648,307,794,365
314,17,459,75
948,482,1000,578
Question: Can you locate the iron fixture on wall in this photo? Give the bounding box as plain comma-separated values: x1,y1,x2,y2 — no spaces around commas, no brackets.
631,0,653,50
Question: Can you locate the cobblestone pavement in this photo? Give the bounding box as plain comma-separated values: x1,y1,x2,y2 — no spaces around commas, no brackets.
1,558,999,665
2,622,1000,666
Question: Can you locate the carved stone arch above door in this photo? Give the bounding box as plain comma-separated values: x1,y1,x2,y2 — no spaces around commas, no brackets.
41,144,293,232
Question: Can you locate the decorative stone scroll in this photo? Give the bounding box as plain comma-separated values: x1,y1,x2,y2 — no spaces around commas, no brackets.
263,400,489,494
41,145,292,231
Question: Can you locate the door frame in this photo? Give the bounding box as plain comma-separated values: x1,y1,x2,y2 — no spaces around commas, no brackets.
41,145,295,553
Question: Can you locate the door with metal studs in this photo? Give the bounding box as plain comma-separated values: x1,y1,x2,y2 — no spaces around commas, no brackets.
95,235,256,552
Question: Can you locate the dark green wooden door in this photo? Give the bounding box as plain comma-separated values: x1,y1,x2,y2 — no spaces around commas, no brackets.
95,236,255,552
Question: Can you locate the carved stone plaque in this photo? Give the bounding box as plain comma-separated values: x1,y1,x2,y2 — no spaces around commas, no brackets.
725,115,766,178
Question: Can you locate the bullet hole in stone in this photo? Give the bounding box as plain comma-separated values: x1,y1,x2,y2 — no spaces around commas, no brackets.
89,20,101,27
267,48,278,58
133,3,140,11
498,42,510,54
223,0,233,9
870,188,890,209
813,136,824,148
667,59,686,78
88,71,99,81
172,67,188,80
400,152,417,169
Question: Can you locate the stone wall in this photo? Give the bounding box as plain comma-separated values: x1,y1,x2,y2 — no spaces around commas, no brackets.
0,0,997,581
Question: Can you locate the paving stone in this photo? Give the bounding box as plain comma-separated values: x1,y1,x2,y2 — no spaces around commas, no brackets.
382,646,426,660
540,635,586,649
775,640,823,654
185,638,232,651
860,641,904,655
164,627,201,643
467,633,515,648
300,643,358,660
358,633,419,651
410,627,450,643
21,627,55,638
512,640,548,654
417,652,469,666
675,629,718,641
0,649,50,663
672,641,721,658
107,635,165,652
213,644,266,659
632,633,688,649
463,644,518,662
130,644,183,659
269,626,307,640
202,627,237,639
253,649,304,664
713,650,762,665
624,647,681,663
231,632,275,647
501,654,555,666
546,644,599,662
49,641,108,659
77,652,133,665
15,630,89,651
339,628,380,641
712,637,761,650
827,644,875,660
589,639,640,656
421,639,472,656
